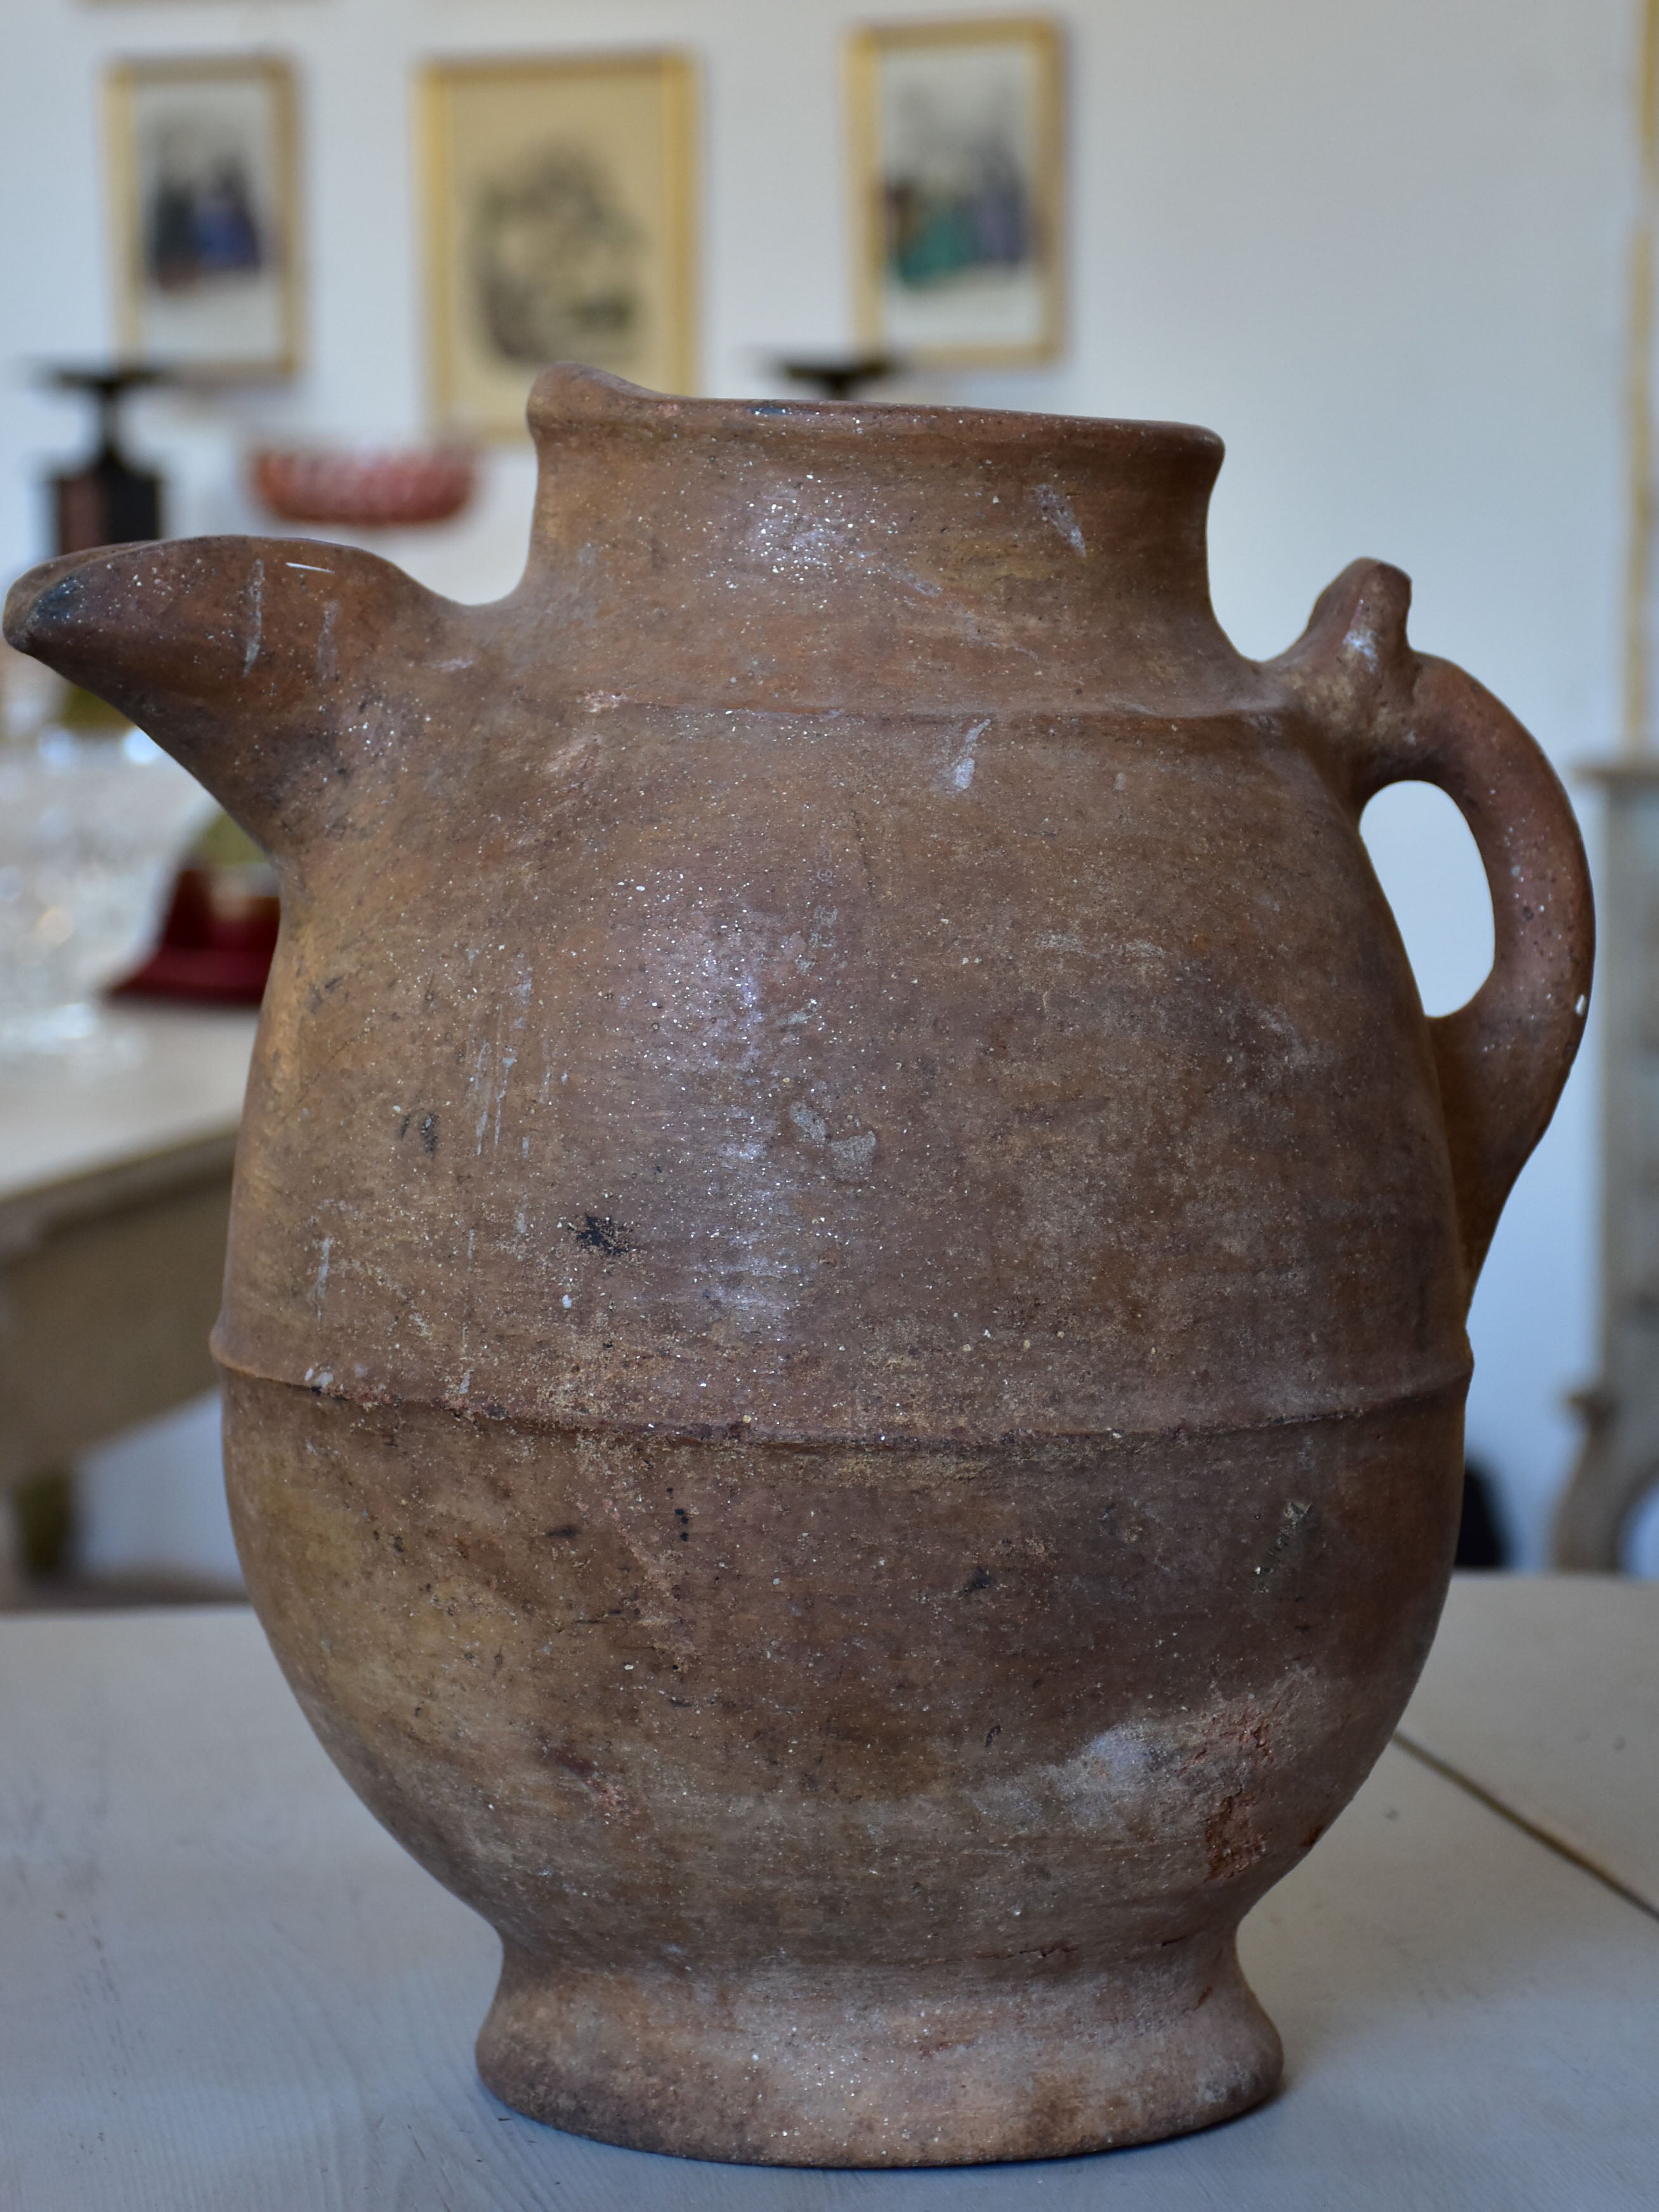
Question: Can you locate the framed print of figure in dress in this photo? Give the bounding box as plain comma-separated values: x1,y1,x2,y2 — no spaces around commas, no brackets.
848,18,1063,368
106,56,301,378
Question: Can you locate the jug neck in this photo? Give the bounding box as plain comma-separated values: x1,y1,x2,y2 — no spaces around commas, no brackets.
511,369,1249,718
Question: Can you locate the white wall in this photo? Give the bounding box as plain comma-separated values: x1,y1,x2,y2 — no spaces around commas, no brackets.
0,0,1638,1564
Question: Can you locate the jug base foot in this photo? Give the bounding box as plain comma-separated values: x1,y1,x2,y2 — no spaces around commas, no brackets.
476,1940,1282,2166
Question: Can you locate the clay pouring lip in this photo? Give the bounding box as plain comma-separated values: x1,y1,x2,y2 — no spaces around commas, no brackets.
2,542,161,654
527,359,1225,462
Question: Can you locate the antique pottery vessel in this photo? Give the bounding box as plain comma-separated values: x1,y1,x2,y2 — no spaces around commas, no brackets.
4,368,1592,2166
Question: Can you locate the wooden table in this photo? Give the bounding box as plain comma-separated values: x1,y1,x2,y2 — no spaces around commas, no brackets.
1,1576,1653,2209
0,1004,258,1516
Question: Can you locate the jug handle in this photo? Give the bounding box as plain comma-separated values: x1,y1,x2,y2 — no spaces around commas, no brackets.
1267,558,1594,1300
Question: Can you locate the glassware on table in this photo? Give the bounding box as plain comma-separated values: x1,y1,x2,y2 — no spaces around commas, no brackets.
0,698,217,1067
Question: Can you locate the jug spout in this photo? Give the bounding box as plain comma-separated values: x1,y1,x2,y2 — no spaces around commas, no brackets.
3,536,449,856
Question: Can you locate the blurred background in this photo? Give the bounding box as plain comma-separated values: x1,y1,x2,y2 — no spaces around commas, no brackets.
0,0,1651,1595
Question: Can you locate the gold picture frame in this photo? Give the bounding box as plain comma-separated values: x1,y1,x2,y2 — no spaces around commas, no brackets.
847,16,1064,369
105,56,302,378
420,52,698,438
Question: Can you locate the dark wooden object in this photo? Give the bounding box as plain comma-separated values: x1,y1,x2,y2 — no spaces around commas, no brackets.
775,353,902,400
46,365,166,555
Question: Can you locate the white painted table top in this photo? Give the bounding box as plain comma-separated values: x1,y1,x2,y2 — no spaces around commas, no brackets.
1,1577,1655,2211
0,1004,256,1209
1401,1572,1659,1913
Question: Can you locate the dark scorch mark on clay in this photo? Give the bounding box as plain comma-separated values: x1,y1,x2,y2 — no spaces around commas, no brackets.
570,1214,633,1256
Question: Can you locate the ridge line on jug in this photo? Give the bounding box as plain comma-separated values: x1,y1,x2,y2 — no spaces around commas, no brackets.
206,1341,1474,1454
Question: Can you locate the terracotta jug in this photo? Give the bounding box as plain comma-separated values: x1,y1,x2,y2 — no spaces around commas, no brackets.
4,368,1592,2167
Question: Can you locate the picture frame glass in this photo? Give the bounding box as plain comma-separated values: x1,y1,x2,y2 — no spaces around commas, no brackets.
426,58,694,437
858,24,1059,365
117,66,296,372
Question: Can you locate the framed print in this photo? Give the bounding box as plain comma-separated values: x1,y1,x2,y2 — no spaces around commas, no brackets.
848,16,1063,368
421,53,697,438
105,57,301,378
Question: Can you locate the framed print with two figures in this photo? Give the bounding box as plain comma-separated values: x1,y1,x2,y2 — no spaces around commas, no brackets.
421,53,697,437
848,17,1064,368
105,56,302,377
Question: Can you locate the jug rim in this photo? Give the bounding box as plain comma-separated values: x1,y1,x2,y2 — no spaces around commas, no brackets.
527,362,1224,461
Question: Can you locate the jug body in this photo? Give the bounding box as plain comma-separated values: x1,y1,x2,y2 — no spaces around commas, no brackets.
2,368,1591,2164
